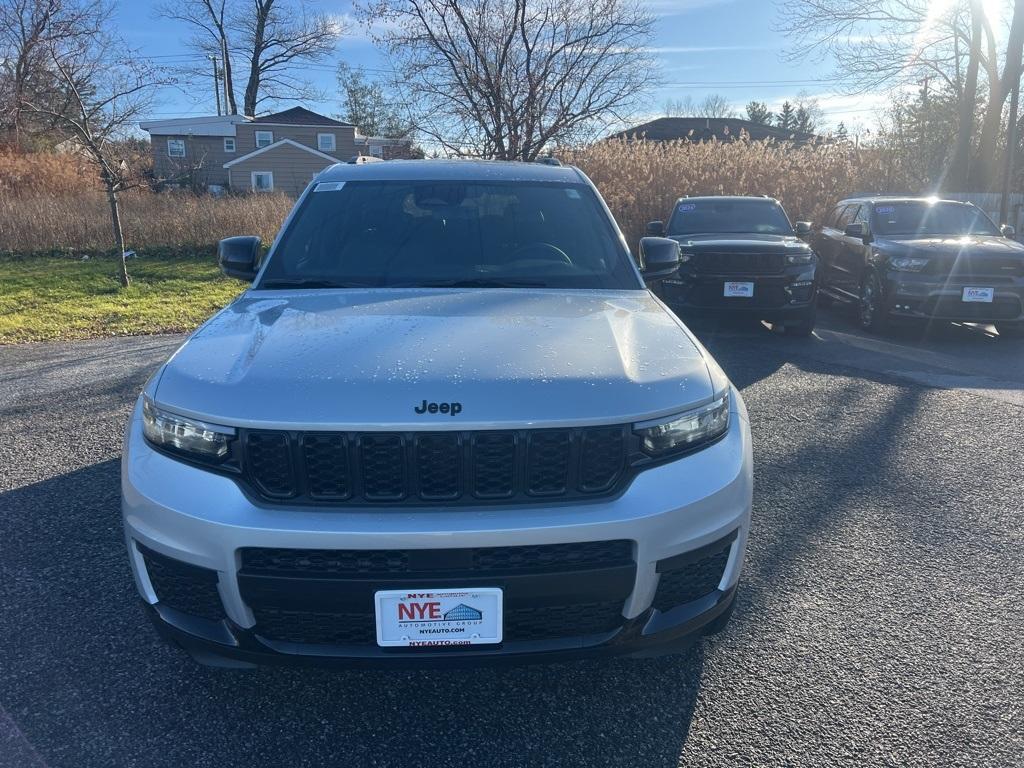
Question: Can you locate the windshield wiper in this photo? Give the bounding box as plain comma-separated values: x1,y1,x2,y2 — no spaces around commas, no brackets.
401,278,548,288
257,278,375,289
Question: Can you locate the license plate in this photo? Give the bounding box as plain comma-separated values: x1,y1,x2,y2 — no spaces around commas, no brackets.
374,588,503,647
962,286,994,303
724,281,754,298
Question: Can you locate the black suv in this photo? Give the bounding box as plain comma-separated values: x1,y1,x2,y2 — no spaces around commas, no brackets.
810,196,1024,335
647,196,819,335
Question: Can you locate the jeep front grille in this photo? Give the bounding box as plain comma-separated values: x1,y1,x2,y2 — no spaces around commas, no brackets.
237,426,628,505
692,251,785,274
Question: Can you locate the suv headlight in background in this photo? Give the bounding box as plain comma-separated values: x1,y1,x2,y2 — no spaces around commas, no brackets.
889,256,930,272
142,397,235,463
786,251,816,265
634,392,730,456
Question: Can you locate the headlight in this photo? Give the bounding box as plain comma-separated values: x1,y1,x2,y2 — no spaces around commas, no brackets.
890,256,929,272
634,391,730,456
142,397,235,462
786,252,815,265
679,252,693,263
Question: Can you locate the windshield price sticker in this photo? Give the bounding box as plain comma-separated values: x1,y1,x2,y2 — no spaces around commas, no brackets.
314,181,346,192
375,588,503,647
677,203,697,212
875,205,896,214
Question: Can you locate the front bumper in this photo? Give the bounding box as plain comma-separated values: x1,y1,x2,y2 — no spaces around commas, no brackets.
658,268,817,320
122,391,753,667
884,271,1024,322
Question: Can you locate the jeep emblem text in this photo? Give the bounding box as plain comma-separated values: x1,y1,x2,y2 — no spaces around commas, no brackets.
415,400,462,416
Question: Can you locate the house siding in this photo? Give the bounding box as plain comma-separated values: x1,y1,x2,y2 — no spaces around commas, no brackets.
152,135,232,187
234,124,357,160
227,142,341,196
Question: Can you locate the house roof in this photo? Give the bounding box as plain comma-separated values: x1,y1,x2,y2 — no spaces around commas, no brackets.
609,117,815,144
251,107,352,127
223,138,340,168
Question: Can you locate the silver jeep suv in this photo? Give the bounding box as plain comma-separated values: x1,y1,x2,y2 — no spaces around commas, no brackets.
121,160,753,667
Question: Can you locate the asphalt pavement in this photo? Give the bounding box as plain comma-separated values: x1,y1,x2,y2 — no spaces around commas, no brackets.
1,308,1022,768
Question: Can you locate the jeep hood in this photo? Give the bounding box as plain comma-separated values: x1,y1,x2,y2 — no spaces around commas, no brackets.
876,235,1024,259
153,289,716,430
669,233,813,253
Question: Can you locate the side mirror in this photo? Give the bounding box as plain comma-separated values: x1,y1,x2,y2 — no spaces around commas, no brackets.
794,221,812,236
218,236,262,281
646,220,665,236
1001,223,1016,238
638,236,681,283
844,222,870,241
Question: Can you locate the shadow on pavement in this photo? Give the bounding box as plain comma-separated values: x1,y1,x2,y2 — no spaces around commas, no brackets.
0,459,707,768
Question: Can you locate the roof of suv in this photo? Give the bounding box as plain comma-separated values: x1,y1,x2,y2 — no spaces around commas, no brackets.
317,159,585,184
838,195,975,206
675,195,780,203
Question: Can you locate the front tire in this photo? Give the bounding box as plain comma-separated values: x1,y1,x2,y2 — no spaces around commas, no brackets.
858,271,888,333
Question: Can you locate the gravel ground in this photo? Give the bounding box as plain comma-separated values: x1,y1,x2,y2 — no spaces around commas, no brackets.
1,321,1021,768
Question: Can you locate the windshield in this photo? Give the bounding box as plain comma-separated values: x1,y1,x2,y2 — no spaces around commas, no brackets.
667,199,793,236
258,180,641,290
871,202,1000,237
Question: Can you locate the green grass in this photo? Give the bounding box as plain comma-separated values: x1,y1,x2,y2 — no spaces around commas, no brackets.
0,248,245,344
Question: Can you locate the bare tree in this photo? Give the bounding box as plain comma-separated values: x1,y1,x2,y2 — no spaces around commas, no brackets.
237,0,340,116
973,2,1024,186
21,28,172,286
948,0,983,189
0,0,106,147
157,0,340,116
155,0,238,113
361,0,659,160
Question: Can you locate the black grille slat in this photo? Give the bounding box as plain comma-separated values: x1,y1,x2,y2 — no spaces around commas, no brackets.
302,433,350,499
242,426,628,505
693,251,785,274
360,435,406,500
240,540,633,577
246,432,295,497
526,430,571,495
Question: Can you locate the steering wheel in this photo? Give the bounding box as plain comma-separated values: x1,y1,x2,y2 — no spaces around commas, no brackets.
510,242,572,264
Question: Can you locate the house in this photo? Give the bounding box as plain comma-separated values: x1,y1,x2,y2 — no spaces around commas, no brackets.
139,106,415,196
609,117,816,145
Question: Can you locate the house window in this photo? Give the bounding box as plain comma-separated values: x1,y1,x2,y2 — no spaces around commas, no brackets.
317,133,336,152
223,137,236,152
254,130,273,148
167,139,185,158
251,171,274,192
369,144,384,158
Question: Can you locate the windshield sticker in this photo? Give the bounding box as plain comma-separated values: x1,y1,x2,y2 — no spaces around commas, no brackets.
564,188,581,199
314,181,346,192
677,203,696,212
875,205,895,214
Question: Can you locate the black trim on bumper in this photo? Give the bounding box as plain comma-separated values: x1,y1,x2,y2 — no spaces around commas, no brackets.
143,584,738,669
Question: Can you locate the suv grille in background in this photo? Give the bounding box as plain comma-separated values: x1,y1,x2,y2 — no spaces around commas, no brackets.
239,426,627,505
139,544,224,621
692,252,785,274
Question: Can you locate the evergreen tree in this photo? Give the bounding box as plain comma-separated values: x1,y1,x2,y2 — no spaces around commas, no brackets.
795,105,815,134
834,122,849,142
776,101,796,131
745,100,772,125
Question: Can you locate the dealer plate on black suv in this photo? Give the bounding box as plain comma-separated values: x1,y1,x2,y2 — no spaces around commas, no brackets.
374,588,503,647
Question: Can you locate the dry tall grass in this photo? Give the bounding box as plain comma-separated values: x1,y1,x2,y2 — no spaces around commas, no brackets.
0,190,293,253
0,141,920,254
564,138,917,246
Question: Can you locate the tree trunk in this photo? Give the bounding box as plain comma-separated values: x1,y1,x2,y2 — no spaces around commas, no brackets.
221,35,238,114
974,3,1024,189
103,174,130,287
948,0,983,191
242,0,272,116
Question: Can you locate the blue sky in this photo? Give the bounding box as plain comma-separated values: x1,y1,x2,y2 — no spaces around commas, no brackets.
119,0,879,133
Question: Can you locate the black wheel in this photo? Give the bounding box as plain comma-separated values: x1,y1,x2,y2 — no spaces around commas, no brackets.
784,306,817,337
997,322,1024,338
858,271,888,333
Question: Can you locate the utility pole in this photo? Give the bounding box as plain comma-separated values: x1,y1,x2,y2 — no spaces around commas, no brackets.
208,55,221,116
1000,73,1021,226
